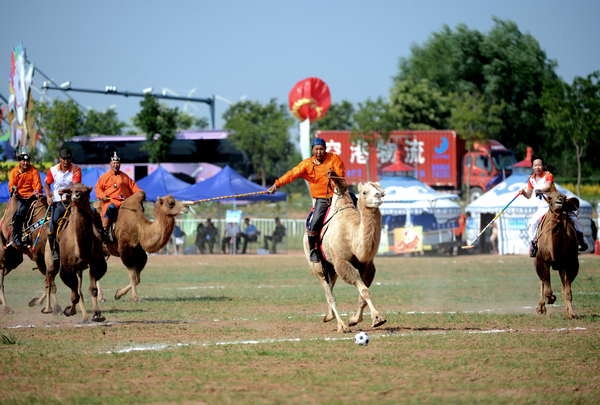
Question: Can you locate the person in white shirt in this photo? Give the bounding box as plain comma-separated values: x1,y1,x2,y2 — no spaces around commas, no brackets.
222,222,241,254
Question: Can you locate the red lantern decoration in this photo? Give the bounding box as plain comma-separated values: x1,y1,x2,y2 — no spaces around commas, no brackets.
288,78,331,122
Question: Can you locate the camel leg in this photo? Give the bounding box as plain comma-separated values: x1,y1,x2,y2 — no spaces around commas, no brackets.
41,255,61,314
88,260,107,322
349,261,376,327
76,272,91,323
0,271,12,314
320,262,338,323
333,258,386,329
315,271,348,333
96,280,107,303
116,245,146,302
537,280,546,315
535,259,555,315
559,262,579,319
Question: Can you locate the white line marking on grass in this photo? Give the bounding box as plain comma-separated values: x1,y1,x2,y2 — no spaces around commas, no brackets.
97,326,590,354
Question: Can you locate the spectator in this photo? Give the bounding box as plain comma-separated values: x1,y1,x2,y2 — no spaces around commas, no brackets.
240,217,261,254
222,222,241,254
195,222,207,254
172,225,185,254
205,218,218,254
264,217,286,254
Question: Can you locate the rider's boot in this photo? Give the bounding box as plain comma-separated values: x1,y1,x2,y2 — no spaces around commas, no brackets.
577,232,588,252
48,233,60,261
101,217,113,243
529,240,538,258
308,234,320,263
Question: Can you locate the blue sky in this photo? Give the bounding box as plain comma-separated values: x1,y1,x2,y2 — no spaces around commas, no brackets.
1,0,598,131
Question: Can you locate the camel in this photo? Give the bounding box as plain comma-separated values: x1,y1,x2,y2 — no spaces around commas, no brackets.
304,177,387,333
534,191,580,319
97,191,189,302
0,194,61,314
44,183,107,323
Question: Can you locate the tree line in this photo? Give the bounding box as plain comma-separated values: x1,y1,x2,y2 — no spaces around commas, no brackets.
10,17,599,197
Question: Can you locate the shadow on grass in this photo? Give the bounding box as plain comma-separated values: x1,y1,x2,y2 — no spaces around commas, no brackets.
382,326,485,333
141,296,233,303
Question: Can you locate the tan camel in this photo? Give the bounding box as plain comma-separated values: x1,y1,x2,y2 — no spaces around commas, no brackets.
534,191,580,319
0,194,61,314
44,183,107,323
304,177,386,333
99,191,189,302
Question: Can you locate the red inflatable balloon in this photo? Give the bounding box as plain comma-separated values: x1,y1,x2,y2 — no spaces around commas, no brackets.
288,78,331,122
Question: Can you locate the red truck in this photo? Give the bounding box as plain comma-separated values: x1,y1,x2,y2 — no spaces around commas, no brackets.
315,130,517,201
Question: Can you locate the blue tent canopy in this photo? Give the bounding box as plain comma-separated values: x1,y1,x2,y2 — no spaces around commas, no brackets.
173,165,286,202
81,167,106,200
0,170,47,203
136,166,193,202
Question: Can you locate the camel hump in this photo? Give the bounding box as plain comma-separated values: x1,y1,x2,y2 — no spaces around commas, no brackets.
126,191,146,206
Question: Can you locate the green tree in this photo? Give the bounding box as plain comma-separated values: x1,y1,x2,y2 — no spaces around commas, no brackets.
540,72,600,196
223,99,294,187
134,94,178,164
449,91,504,202
388,77,450,129
310,100,355,132
83,108,126,135
351,97,395,181
33,99,84,161
395,17,558,158
176,110,210,131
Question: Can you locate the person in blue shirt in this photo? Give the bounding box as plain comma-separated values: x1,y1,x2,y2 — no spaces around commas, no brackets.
241,217,260,254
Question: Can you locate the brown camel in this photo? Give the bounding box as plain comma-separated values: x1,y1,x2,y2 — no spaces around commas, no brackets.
534,191,580,319
98,191,189,302
304,177,387,333
44,183,107,323
0,194,61,314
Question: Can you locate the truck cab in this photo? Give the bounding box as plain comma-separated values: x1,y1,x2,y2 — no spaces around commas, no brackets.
463,140,517,202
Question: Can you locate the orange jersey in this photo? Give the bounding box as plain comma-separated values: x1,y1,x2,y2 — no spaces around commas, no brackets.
8,165,42,198
275,153,346,199
95,170,142,216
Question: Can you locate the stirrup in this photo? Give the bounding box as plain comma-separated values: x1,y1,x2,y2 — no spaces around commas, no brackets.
309,249,320,263
530,241,538,258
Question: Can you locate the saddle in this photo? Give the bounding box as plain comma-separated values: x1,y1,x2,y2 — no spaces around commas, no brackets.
7,200,50,248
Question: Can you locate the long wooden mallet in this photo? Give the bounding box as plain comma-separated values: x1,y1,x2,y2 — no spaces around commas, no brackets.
462,191,521,250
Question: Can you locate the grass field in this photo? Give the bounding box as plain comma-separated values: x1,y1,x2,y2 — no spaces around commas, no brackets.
1,252,599,404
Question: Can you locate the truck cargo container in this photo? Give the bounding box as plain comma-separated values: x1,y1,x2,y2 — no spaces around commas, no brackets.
316,130,517,201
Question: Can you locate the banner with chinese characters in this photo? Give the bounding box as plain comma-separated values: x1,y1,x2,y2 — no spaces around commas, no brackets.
315,130,463,188
392,226,423,254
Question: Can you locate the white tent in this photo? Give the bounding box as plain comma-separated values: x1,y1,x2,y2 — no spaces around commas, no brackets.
379,177,462,253
466,173,594,255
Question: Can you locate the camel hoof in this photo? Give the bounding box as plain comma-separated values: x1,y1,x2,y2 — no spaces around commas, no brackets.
337,324,350,333
537,306,546,315
82,318,91,324
53,305,62,315
64,306,76,317
132,295,142,303
323,313,335,323
100,297,107,303
348,314,363,327
114,290,122,301
547,295,556,305
3,307,14,314
92,313,105,323
28,298,42,307
41,307,53,315
372,316,387,328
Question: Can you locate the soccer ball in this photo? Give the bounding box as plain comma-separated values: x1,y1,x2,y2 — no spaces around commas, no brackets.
354,331,369,346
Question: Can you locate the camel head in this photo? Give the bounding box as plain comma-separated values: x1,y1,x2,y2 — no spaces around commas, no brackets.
58,183,91,206
358,182,385,208
155,195,190,217
546,191,567,213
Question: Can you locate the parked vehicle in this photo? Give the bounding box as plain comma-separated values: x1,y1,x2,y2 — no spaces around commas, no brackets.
316,130,517,201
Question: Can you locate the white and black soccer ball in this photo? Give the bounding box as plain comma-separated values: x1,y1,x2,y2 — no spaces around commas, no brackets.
354,331,369,346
